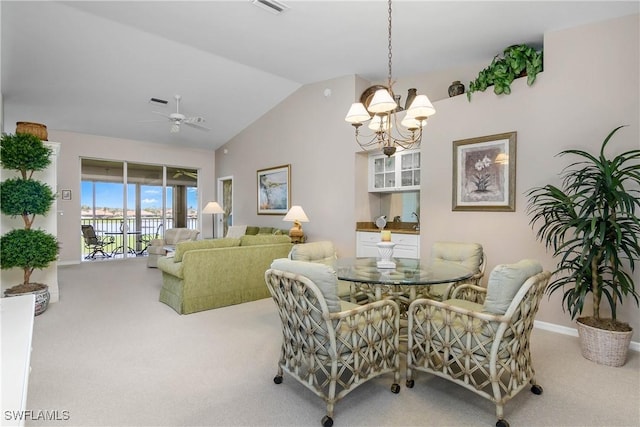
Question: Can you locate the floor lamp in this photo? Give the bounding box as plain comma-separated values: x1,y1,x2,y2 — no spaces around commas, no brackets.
202,201,224,239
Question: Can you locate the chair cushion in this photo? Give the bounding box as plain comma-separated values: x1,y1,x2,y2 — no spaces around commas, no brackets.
431,241,483,272
225,225,247,238
165,228,199,245
173,238,241,262
483,259,543,315
270,258,341,313
288,241,336,265
240,234,291,246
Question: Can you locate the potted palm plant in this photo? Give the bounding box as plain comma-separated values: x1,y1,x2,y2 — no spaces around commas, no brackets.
467,44,543,101
0,132,58,315
526,126,640,366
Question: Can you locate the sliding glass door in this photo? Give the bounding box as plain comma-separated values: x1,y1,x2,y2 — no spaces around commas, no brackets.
81,159,199,260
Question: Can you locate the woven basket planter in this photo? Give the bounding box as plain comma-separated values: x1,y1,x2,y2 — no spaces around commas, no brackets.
576,319,633,367
16,121,48,141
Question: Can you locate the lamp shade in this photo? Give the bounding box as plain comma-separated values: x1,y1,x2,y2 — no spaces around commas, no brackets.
345,103,371,124
283,205,309,223
406,94,436,119
202,201,224,214
367,88,398,114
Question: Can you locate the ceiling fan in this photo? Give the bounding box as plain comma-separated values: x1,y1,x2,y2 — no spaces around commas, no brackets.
151,94,210,133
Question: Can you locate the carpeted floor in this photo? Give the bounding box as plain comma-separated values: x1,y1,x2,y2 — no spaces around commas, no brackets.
23,258,640,427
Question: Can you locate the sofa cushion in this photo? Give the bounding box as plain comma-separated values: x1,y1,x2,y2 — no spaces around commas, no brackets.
174,238,241,262
240,234,291,246
245,226,259,235
289,241,336,265
483,259,543,315
270,258,341,313
258,227,274,235
225,225,247,238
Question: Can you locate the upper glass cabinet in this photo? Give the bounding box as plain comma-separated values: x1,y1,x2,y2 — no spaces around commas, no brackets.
369,149,420,192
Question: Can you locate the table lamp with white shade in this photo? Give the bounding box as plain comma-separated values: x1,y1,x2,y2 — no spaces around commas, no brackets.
202,201,224,238
283,205,309,243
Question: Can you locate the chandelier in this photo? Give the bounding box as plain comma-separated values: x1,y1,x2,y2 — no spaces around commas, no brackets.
344,0,436,157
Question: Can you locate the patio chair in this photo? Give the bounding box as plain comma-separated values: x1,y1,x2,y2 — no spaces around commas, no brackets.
405,259,551,427
81,225,115,259
265,259,401,427
137,223,163,255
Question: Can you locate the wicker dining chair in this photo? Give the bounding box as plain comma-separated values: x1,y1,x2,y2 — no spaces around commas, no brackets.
422,241,486,301
405,260,551,427
265,258,401,427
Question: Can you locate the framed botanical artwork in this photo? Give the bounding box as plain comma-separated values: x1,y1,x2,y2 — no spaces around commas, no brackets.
61,189,72,200
257,164,291,215
452,131,516,212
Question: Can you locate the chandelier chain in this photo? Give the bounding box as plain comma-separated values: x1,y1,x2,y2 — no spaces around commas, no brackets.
387,0,393,89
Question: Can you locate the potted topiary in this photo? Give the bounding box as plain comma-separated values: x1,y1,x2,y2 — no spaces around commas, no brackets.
467,44,543,101
0,132,58,315
526,126,640,366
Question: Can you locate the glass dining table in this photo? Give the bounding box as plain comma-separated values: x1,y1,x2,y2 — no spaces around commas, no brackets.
333,257,475,312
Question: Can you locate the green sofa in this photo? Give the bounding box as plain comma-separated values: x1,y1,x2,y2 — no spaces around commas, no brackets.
157,234,293,314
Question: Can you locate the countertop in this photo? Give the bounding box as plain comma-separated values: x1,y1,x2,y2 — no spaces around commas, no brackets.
356,221,420,235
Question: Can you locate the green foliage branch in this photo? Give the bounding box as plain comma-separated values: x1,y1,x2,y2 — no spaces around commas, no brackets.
526,126,640,328
467,44,543,101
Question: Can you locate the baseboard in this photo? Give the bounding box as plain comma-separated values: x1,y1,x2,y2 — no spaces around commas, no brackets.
535,320,640,352
58,260,81,266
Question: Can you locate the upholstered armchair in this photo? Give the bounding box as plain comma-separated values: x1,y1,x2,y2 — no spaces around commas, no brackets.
265,259,401,427
422,241,486,301
405,260,551,427
146,228,200,268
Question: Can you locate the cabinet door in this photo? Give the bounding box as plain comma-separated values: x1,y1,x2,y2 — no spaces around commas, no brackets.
371,156,396,191
399,151,420,190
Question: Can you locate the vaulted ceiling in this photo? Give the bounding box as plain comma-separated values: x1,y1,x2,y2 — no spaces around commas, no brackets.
2,1,637,150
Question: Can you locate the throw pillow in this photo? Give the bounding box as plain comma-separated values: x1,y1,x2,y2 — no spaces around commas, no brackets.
270,258,341,313
225,225,247,239
483,259,543,315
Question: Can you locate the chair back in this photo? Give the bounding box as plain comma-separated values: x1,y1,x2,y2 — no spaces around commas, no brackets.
81,225,99,245
430,241,484,273
164,228,200,245
265,259,342,354
288,241,337,265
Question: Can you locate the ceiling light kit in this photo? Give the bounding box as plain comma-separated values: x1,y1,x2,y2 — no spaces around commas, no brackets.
345,0,436,157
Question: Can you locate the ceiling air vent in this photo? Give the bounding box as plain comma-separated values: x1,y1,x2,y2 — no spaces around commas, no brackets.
149,97,168,105
251,0,289,15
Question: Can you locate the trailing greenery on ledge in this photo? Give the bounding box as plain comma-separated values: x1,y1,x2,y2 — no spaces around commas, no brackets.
467,44,543,101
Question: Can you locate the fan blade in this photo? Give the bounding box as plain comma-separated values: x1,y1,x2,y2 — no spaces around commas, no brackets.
152,111,171,119
184,121,211,132
184,116,205,124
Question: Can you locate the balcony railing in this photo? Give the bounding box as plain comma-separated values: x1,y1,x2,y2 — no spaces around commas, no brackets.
80,217,198,260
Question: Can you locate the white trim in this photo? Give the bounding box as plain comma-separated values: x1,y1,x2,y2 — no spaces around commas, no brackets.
534,320,640,352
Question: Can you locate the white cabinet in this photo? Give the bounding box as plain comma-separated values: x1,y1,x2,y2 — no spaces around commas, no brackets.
356,231,420,259
368,148,420,192
1,294,35,427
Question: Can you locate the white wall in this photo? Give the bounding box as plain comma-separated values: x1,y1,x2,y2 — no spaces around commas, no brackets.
216,14,639,340
50,130,216,264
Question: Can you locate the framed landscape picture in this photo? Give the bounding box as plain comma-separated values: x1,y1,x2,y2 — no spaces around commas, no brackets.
257,164,291,215
452,131,516,212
